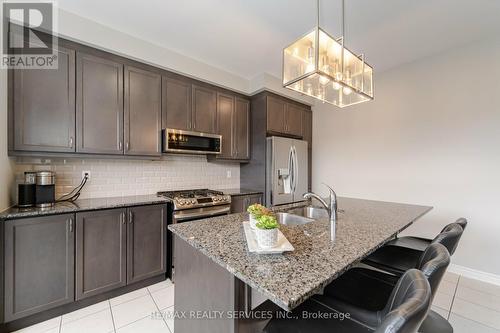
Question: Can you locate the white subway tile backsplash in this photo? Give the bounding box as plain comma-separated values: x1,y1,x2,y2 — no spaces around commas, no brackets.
13,155,240,200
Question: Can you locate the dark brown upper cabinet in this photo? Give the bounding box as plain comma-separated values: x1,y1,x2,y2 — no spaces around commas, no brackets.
76,208,127,300
76,52,124,155
11,44,76,153
127,204,167,284
266,95,286,134
192,84,217,134
234,97,250,160
266,95,305,138
285,103,304,136
4,214,75,322
302,109,313,148
215,94,250,161
124,66,162,156
216,92,234,159
162,76,192,131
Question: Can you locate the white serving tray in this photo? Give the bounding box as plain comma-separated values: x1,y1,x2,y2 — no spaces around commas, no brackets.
242,222,294,254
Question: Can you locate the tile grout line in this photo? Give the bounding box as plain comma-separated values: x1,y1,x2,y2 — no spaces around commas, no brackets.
448,275,461,320
147,287,172,333
58,315,62,333
108,300,117,333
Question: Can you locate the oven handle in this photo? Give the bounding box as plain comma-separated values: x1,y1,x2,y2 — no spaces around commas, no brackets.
174,206,231,222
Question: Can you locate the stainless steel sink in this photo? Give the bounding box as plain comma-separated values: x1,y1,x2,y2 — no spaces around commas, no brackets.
275,212,315,226
286,206,329,219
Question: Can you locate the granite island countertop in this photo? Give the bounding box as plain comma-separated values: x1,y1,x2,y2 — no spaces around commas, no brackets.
0,194,171,220
168,197,432,311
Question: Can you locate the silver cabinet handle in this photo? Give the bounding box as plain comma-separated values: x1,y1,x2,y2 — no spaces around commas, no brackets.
69,217,73,233
69,137,74,148
121,212,125,224
119,141,123,150
125,142,130,151
128,211,133,224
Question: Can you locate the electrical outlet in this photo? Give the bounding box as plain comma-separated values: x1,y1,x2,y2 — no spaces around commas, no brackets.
82,170,91,180
226,170,232,178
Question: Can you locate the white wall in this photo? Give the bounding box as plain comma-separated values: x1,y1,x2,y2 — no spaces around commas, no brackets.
312,38,500,276
56,9,250,94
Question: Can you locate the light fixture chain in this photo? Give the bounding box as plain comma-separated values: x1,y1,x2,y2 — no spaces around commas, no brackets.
317,0,320,27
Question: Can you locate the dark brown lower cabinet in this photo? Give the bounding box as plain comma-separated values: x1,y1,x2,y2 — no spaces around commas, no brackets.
230,194,263,213
4,214,75,322
76,208,127,300
127,205,167,283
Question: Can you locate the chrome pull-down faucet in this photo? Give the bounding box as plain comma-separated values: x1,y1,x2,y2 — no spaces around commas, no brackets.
303,184,338,242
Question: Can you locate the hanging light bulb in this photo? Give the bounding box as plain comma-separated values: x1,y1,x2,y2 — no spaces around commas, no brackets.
319,75,330,85
343,87,352,95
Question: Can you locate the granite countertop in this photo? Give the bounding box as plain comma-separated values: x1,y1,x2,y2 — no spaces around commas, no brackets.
222,188,263,196
168,197,432,311
0,194,170,220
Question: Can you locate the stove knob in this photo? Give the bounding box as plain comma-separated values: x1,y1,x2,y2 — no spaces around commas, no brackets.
190,199,197,205
214,197,219,202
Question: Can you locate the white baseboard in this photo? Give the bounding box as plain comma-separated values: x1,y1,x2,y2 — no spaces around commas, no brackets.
449,264,500,287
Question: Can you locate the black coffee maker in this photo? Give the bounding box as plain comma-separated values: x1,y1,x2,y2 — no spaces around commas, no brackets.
17,171,36,208
18,171,56,208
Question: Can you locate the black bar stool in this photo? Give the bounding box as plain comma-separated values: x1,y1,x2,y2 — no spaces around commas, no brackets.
263,269,432,333
362,222,463,275
314,243,452,333
389,218,467,253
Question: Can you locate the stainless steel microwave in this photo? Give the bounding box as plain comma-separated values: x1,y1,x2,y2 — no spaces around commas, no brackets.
163,129,222,155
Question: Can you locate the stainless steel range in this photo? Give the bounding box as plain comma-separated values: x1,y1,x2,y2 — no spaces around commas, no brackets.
157,189,231,222
158,189,232,280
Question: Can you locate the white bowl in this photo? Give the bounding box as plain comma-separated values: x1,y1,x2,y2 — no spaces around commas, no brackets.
255,228,278,248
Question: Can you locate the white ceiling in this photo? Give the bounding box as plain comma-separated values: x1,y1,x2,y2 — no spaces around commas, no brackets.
58,0,500,79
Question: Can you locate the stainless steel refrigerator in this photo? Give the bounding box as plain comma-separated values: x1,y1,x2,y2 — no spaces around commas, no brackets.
266,136,309,206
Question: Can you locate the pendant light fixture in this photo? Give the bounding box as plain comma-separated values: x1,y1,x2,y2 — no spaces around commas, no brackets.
282,0,374,107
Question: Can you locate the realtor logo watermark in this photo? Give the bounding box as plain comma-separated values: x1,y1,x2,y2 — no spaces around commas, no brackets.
1,0,58,69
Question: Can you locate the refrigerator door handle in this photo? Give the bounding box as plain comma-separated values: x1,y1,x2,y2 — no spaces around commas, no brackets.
288,146,294,194
293,146,299,193
292,147,297,194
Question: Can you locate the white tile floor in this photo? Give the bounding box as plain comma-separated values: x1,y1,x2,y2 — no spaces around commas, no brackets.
14,279,175,333
14,272,500,333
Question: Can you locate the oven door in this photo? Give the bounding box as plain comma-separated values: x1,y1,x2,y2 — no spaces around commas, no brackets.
163,129,222,155
170,204,230,280
173,204,231,223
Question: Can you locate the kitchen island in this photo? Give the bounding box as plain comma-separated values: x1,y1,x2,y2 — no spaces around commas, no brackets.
168,197,432,333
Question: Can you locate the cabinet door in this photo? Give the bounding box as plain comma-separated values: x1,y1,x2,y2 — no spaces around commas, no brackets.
302,110,312,148
192,85,217,133
216,93,234,159
230,196,246,214
76,209,127,300
4,214,75,321
234,98,250,160
230,194,262,213
12,44,76,153
266,95,286,134
285,103,303,136
162,76,191,131
124,66,161,156
127,205,167,284
247,194,263,207
76,52,124,154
